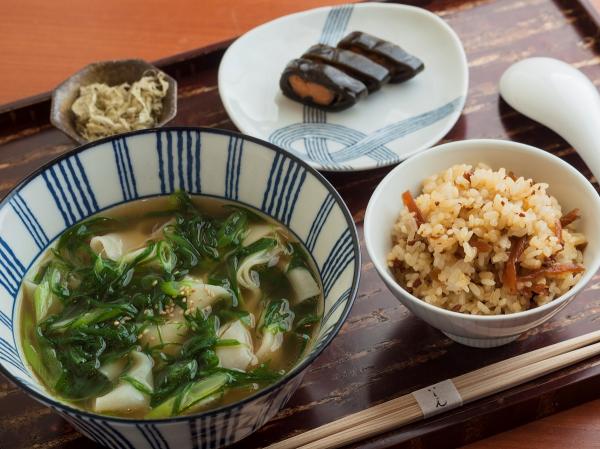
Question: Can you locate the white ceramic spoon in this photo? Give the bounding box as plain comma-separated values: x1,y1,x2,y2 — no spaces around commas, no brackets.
499,57,600,182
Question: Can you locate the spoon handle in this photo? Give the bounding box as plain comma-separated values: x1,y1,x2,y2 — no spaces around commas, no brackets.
500,57,600,182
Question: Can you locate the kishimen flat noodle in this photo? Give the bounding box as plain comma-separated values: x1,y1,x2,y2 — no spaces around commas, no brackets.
216,320,258,371
95,351,154,413
19,192,322,418
236,239,282,290
139,307,188,356
287,267,321,303
99,357,128,382
178,278,232,310
256,298,294,360
242,223,279,246
90,233,124,260
286,244,321,303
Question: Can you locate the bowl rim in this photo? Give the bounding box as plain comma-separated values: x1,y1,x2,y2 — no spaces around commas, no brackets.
0,126,361,424
365,138,600,322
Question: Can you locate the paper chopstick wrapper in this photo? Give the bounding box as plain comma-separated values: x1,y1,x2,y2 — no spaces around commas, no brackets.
412,379,463,418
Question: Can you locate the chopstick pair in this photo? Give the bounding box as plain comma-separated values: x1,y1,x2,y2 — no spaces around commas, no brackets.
265,330,600,449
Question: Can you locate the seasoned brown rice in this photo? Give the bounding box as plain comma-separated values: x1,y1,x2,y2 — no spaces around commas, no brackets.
387,163,587,315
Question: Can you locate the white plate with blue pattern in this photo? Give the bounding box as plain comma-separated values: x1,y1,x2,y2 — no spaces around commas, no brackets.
218,3,468,172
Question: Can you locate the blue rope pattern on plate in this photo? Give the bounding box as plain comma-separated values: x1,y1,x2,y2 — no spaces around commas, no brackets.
319,4,354,45
302,5,355,166
303,106,331,164
271,96,463,166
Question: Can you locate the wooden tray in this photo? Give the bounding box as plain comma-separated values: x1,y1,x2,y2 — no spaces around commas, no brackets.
1,0,600,448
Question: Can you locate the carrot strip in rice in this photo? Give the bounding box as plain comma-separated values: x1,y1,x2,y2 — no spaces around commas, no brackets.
530,284,549,295
554,219,563,246
503,236,527,293
517,263,585,283
402,190,425,227
560,208,581,227
469,236,492,252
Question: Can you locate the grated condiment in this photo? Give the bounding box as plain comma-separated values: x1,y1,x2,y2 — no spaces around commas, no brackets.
71,70,169,141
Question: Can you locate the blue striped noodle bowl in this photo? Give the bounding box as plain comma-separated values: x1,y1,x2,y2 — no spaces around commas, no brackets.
0,127,360,449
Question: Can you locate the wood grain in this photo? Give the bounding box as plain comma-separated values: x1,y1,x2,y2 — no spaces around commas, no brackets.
1,0,600,448
463,399,600,449
0,0,351,105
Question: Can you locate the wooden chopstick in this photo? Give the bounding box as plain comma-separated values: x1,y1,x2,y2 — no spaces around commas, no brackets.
296,341,600,449
455,329,600,390
266,330,600,449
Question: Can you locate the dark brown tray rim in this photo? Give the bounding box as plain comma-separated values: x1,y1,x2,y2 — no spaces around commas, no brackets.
1,1,600,448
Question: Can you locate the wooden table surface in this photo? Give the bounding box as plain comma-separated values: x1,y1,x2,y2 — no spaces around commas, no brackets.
1,1,600,448
1,0,348,106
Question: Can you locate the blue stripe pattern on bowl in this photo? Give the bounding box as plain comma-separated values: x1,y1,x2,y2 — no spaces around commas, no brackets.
0,127,360,449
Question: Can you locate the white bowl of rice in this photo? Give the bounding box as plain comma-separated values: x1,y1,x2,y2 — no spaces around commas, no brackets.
364,139,600,348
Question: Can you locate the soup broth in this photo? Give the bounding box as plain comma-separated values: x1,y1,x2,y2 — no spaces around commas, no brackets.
19,192,322,418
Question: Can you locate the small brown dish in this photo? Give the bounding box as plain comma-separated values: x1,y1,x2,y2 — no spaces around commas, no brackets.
50,59,177,144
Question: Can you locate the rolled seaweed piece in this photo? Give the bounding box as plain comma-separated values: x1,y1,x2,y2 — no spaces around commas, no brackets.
337,31,424,83
302,44,390,93
279,58,367,111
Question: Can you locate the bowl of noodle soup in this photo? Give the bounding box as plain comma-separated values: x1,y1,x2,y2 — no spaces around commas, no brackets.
0,127,359,448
